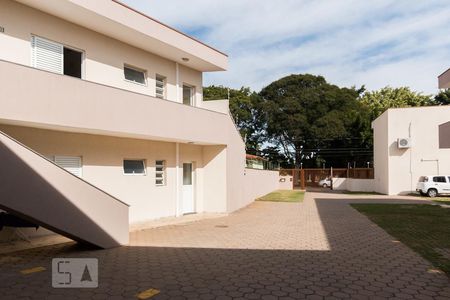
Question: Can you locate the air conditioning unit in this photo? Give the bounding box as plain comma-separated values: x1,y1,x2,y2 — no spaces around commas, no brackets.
397,138,411,149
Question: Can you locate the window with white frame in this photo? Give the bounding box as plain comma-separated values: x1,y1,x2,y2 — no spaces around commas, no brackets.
124,65,146,85
123,159,146,175
47,155,82,177
183,84,194,106
155,160,166,185
31,35,83,79
155,74,166,99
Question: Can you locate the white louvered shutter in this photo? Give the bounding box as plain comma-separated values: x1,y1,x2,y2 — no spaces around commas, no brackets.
54,156,82,177
31,36,63,74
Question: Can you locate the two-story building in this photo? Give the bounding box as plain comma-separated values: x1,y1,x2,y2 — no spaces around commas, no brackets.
0,0,278,248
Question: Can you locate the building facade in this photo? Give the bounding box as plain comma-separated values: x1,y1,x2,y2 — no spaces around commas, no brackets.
0,0,277,247
372,106,450,195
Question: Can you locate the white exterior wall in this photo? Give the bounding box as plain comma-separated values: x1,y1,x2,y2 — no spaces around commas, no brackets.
0,0,202,105
332,178,375,192
244,169,280,201
373,106,450,195
0,125,203,224
372,111,390,194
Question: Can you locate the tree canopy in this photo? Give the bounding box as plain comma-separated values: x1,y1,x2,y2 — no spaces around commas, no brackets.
258,74,366,167
203,86,262,152
434,89,450,105
359,86,433,120
203,76,444,169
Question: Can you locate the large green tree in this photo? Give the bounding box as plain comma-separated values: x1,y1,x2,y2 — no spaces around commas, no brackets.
203,85,262,152
258,74,366,168
359,86,433,120
434,89,450,105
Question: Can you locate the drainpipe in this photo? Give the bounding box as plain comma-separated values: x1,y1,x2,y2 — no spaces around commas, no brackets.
176,142,180,216
176,62,180,103
408,122,413,192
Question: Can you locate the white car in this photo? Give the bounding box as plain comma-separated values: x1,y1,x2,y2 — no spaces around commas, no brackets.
318,178,331,188
416,175,450,197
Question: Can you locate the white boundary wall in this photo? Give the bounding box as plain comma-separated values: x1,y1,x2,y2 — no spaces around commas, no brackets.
243,168,279,203
332,178,376,192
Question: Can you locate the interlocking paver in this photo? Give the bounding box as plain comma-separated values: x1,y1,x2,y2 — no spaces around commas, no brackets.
0,190,449,299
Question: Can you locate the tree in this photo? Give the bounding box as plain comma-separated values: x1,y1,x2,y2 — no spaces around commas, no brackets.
359,86,433,120
434,89,450,105
203,85,263,152
258,74,366,168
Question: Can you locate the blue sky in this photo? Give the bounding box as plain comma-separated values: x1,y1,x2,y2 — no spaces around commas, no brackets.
123,0,450,94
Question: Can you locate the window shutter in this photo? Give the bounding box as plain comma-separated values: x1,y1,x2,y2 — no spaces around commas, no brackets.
31,36,63,74
155,75,165,99
54,156,82,177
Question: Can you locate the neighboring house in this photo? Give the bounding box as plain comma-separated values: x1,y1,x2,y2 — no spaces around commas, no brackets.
246,154,266,170
0,0,278,247
372,106,450,195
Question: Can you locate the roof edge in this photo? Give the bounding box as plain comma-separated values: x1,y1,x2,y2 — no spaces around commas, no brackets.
112,0,228,58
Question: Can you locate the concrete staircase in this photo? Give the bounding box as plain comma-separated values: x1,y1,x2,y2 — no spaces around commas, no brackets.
0,131,129,248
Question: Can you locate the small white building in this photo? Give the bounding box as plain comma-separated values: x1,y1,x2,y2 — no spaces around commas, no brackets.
372,106,450,195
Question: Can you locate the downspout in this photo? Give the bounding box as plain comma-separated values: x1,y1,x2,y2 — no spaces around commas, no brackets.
408,122,413,192
176,142,180,216
175,62,180,103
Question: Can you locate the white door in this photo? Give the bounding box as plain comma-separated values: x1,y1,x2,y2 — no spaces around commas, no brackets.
181,163,195,214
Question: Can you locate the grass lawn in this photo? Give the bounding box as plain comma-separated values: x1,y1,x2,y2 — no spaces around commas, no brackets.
433,199,450,205
352,204,450,275
407,193,450,205
257,190,305,203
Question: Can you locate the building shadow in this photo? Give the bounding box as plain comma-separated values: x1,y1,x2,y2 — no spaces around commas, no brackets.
0,194,449,299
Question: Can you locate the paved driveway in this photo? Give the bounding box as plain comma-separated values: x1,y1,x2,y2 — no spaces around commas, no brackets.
1,191,449,299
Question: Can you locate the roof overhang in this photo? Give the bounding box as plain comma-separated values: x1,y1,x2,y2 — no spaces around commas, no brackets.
438,68,450,89
14,0,228,72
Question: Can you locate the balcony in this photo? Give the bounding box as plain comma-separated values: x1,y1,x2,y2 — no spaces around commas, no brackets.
438,68,450,89
0,60,235,145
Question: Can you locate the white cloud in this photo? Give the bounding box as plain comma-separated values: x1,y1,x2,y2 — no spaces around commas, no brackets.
124,0,450,94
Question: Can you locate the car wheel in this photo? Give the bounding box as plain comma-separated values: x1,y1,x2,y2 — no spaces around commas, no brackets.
323,183,328,188
427,189,437,198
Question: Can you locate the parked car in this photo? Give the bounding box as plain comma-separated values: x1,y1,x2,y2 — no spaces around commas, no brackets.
318,178,331,188
416,175,450,197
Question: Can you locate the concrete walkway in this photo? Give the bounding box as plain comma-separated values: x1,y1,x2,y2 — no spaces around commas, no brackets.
0,191,449,299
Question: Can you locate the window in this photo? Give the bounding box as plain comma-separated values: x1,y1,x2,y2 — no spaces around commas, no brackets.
47,156,82,177
433,176,446,183
183,163,193,185
123,160,146,175
155,75,166,99
124,65,146,85
155,160,166,185
439,121,450,149
31,36,83,78
64,47,83,78
183,85,194,106
418,176,428,182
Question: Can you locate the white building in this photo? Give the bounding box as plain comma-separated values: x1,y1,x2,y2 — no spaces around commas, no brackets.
0,0,278,248
372,106,450,195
